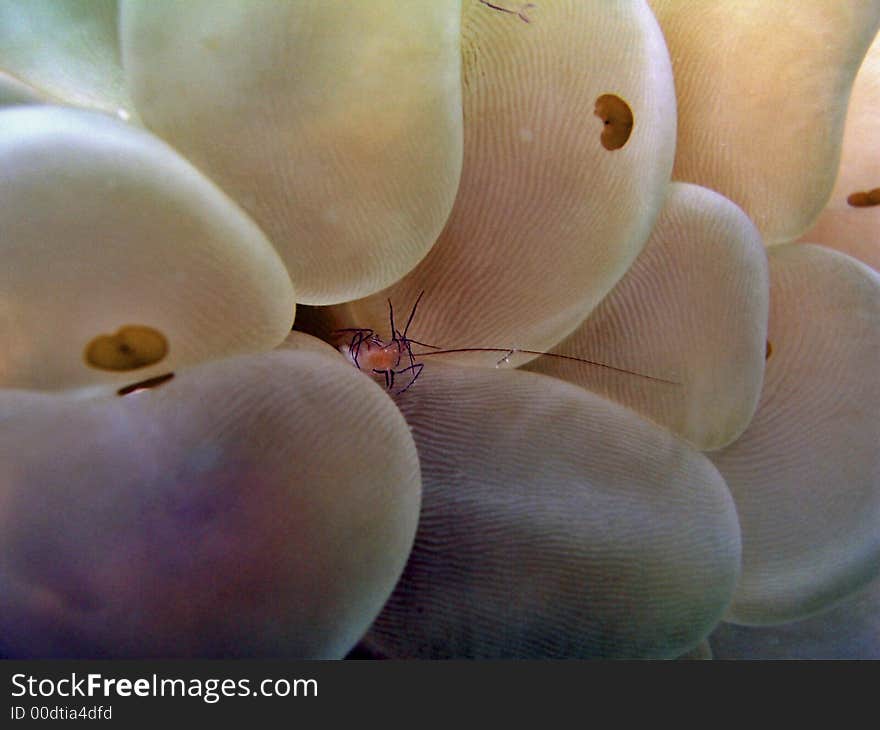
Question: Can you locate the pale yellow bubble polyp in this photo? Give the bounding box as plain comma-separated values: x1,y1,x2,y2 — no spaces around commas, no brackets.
648,0,880,244
333,0,677,355
121,0,464,305
0,105,296,393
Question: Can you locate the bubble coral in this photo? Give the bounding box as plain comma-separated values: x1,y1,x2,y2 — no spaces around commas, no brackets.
797,29,880,271
1,0,879,659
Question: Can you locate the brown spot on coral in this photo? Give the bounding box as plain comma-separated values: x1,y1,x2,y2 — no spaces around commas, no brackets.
846,188,880,207
765,340,773,360
85,325,169,371
117,372,175,396
594,94,634,150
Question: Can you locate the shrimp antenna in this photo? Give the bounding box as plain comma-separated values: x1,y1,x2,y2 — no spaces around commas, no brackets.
332,294,678,393
402,290,426,338
397,291,441,350
413,347,680,385
387,297,397,343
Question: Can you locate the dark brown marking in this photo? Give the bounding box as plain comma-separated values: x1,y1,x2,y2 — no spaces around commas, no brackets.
594,94,634,150
847,188,880,207
117,372,175,396
85,324,168,371
478,0,535,24
765,340,773,360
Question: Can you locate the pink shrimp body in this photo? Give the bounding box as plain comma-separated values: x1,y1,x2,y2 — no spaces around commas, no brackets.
338,338,402,373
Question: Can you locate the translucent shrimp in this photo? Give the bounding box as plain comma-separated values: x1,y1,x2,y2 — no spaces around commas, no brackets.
333,291,436,394
333,291,679,394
